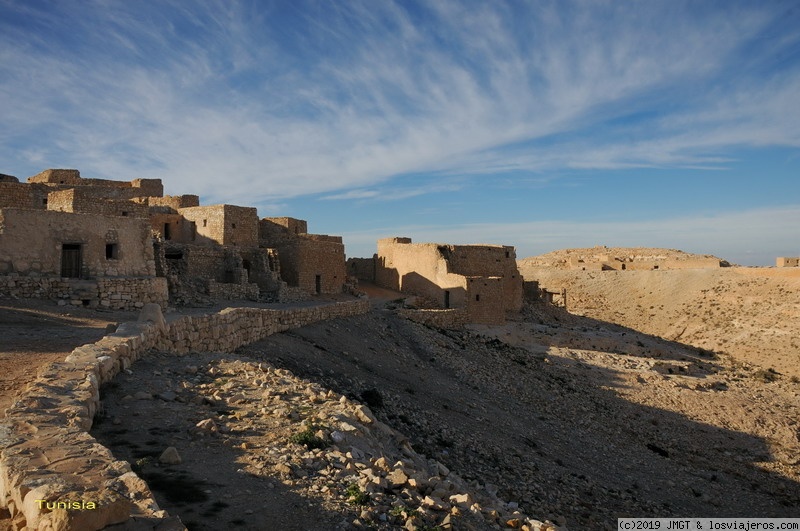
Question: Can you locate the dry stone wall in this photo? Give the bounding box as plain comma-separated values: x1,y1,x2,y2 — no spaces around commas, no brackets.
0,299,370,530
0,276,168,311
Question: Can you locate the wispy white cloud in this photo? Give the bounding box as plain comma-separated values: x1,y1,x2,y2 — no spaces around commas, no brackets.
0,0,797,205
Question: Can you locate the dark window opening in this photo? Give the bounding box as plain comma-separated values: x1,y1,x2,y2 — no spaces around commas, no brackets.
42,198,48,206
315,274,321,294
232,223,237,229
106,243,119,260
475,294,480,302
621,263,626,270
444,290,450,309
121,211,128,217
505,251,510,258
61,244,82,278
203,219,207,227
163,223,171,240
242,260,251,272
654,265,659,270
165,251,183,260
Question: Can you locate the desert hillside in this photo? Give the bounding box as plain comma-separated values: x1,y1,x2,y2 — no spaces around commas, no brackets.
521,246,730,269
519,250,800,378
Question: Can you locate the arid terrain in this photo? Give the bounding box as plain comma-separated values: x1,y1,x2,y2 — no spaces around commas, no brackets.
519,249,800,379
2,251,800,530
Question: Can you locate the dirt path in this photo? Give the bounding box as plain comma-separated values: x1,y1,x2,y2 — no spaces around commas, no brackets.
0,300,136,418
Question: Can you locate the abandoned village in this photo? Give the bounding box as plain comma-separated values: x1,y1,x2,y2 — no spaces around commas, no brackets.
0,168,531,326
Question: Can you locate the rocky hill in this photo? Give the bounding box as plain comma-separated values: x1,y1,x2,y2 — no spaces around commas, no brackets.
91,303,800,529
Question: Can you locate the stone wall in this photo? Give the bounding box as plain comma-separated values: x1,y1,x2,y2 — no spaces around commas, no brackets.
0,299,370,530
465,276,506,325
0,182,50,210
0,276,168,311
260,219,347,296
398,308,467,329
179,205,258,247
346,256,376,281
206,280,260,301
776,257,800,267
145,195,200,210
375,237,522,323
46,189,149,219
0,208,156,278
27,170,164,198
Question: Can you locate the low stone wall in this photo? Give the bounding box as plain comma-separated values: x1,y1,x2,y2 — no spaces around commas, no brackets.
0,275,168,311
398,308,467,329
0,299,370,530
205,280,259,301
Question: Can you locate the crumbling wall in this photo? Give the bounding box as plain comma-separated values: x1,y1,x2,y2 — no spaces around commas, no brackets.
260,219,346,295
0,299,370,530
145,195,199,210
0,182,50,210
27,169,164,198
46,189,149,218
346,256,376,282
375,237,520,322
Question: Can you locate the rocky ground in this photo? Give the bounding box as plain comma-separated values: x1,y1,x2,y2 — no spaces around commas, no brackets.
91,300,800,530
517,263,800,379
3,270,800,530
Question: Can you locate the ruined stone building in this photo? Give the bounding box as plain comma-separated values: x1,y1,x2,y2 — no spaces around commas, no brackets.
353,237,523,325
0,169,348,309
259,217,347,295
776,257,800,267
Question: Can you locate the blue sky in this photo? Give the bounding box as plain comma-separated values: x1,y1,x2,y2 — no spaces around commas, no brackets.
1,1,799,265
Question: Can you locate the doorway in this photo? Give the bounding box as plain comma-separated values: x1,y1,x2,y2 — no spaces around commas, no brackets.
61,244,82,278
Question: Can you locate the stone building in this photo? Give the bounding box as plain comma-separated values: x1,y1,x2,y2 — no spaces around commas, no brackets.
0,168,348,308
259,217,347,295
370,237,523,325
0,172,168,310
776,257,800,267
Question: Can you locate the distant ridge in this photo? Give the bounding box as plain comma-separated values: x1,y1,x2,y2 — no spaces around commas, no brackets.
519,246,731,269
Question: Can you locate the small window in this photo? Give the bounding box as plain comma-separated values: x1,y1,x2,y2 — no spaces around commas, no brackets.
203,219,207,227
475,294,480,302
121,211,128,217
232,223,237,229
505,251,510,258
42,198,48,206
106,243,119,260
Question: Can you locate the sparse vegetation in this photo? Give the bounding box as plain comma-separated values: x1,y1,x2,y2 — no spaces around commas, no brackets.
346,483,370,505
289,424,329,450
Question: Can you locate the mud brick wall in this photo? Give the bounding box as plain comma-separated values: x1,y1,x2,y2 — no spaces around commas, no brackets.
0,299,370,530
